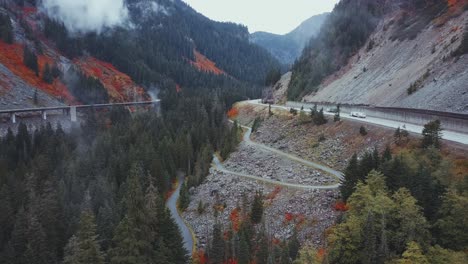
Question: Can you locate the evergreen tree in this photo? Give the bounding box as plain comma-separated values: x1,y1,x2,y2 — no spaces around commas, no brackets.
288,231,300,260
250,190,264,224
209,224,224,264
421,120,442,148
256,229,269,264
33,89,38,105
0,13,14,44
334,104,341,122
434,190,468,250
382,145,392,162
62,210,105,264
360,126,368,136
24,215,51,264
280,244,291,264
109,216,146,264
178,183,190,211
398,242,429,264
42,63,53,84
313,108,327,125
238,234,250,264
340,154,359,201
23,46,39,76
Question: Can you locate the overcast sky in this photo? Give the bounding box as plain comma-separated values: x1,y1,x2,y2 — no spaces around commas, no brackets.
183,0,339,35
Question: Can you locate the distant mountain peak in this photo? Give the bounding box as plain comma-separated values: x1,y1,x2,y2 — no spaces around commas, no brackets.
250,13,329,65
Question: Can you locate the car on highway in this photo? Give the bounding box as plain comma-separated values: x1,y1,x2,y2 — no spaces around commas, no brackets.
351,112,367,118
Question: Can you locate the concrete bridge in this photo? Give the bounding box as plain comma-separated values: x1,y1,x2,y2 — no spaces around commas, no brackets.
0,100,161,123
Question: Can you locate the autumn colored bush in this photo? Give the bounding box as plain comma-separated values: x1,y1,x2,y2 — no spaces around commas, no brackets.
191,49,225,75
265,186,282,201
227,108,239,118
74,57,149,102
193,250,207,264
230,208,241,232
334,201,349,211
284,212,294,222
317,248,326,262
224,258,238,264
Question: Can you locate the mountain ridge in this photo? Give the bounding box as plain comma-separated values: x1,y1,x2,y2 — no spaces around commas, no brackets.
250,13,328,65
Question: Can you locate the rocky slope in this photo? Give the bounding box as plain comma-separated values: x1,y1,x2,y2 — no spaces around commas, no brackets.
304,6,468,113
292,0,468,113
250,13,328,65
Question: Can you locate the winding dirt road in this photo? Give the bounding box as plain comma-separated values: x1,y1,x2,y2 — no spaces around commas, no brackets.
212,123,343,190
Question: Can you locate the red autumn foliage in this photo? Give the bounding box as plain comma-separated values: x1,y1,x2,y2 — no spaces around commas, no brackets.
317,248,326,261
74,57,149,103
191,49,225,75
22,7,37,15
272,237,281,245
164,179,178,201
230,208,241,232
0,41,75,103
227,107,239,118
334,201,349,212
193,250,207,264
265,186,282,201
284,212,294,222
224,258,238,264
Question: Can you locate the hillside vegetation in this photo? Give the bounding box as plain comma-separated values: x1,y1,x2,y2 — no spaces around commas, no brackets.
0,0,280,109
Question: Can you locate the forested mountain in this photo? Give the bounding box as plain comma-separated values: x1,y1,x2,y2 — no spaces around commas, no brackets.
288,0,468,113
0,0,280,109
250,13,328,65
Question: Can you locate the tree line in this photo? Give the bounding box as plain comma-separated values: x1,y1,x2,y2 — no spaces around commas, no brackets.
0,84,243,263
328,121,468,263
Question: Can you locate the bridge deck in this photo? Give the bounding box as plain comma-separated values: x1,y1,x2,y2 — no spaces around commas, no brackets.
0,100,160,114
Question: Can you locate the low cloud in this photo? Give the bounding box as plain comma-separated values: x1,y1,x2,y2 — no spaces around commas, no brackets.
41,0,129,33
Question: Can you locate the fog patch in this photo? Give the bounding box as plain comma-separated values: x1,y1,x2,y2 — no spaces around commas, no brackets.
41,0,129,33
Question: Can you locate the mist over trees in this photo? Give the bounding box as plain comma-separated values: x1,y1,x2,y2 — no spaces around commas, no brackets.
0,82,244,263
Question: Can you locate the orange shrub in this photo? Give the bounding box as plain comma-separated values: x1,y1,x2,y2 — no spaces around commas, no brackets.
284,212,294,222
230,208,241,232
227,108,239,118
266,186,282,201
334,201,349,211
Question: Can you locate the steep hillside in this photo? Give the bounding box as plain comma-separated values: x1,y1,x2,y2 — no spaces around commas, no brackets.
250,13,328,65
0,0,280,108
290,0,468,113
0,2,149,108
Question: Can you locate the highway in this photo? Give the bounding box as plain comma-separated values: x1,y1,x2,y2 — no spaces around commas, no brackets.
246,100,468,145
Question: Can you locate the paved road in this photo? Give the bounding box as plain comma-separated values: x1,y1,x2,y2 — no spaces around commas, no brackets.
246,100,468,145
0,100,161,114
165,175,194,255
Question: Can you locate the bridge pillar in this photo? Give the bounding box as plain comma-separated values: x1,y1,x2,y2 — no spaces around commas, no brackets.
70,106,77,122
41,111,47,120
10,113,16,124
